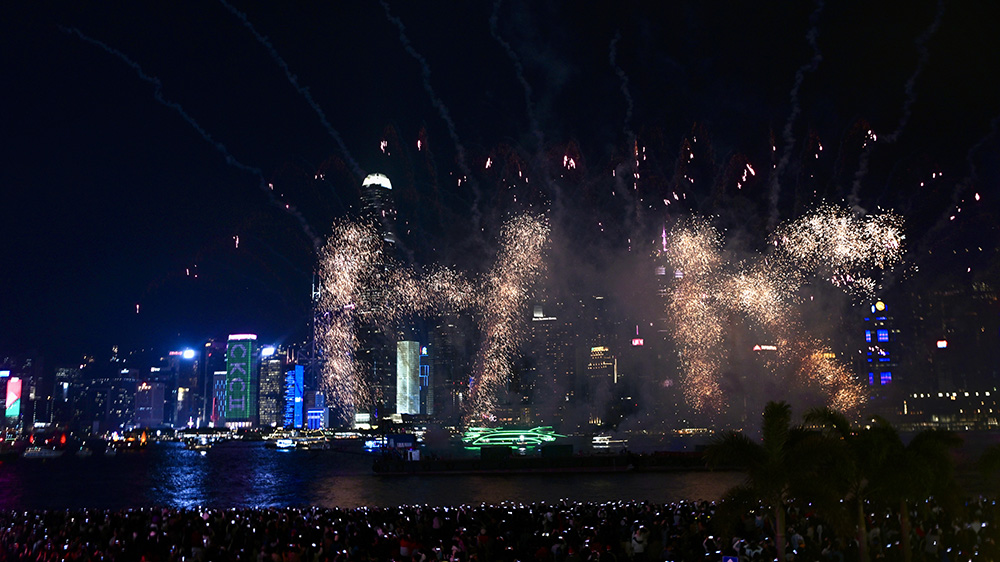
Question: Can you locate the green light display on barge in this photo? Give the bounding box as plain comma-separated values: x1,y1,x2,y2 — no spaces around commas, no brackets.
462,426,565,448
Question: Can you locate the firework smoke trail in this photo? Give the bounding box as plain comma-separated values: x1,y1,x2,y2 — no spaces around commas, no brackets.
489,0,542,148
609,36,635,164
218,0,365,179
850,0,945,206
467,214,549,422
768,0,824,231
489,0,561,208
62,26,322,250
918,114,999,251
662,204,902,412
609,32,635,143
380,1,483,231
610,32,644,225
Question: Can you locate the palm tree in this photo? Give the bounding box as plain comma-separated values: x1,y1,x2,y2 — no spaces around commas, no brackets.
873,425,961,562
806,408,961,562
706,401,814,560
804,407,887,562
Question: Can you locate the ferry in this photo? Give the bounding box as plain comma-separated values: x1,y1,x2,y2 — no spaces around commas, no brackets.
22,447,65,459
592,434,629,450
177,428,231,451
264,430,331,450
185,437,215,451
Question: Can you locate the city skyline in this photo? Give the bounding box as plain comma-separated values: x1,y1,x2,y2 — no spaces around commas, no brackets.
3,1,999,377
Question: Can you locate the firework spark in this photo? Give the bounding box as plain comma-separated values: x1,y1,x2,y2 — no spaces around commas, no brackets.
315,214,548,424
467,214,549,422
661,204,903,412
315,221,384,422
771,204,904,297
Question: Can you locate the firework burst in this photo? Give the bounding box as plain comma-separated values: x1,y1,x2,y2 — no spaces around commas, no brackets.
315,220,385,423
315,214,549,425
771,204,905,298
660,204,904,412
467,214,550,423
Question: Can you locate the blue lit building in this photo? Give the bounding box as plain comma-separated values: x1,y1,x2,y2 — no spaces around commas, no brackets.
307,408,327,429
284,365,304,428
863,300,899,398
210,371,227,426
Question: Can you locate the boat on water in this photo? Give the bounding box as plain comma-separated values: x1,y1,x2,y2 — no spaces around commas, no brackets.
22,447,65,459
264,430,331,450
184,437,216,451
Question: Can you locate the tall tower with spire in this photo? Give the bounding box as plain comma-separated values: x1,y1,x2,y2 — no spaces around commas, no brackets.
360,173,397,247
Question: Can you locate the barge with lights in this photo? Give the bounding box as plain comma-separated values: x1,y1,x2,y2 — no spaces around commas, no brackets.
372,426,707,474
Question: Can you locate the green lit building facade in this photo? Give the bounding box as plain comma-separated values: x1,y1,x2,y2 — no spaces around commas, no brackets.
225,334,259,427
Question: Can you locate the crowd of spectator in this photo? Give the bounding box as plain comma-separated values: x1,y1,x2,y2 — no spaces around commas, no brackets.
1,496,998,561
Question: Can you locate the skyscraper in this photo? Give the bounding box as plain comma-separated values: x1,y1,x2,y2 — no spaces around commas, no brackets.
420,346,432,415
915,282,1000,392
284,365,304,428
134,381,165,428
225,334,259,428
357,173,400,419
259,347,285,428
396,341,420,415
210,371,227,427
360,173,397,246
864,300,898,389
429,313,475,422
201,339,228,426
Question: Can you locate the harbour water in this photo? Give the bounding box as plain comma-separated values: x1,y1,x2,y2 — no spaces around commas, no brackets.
0,441,743,511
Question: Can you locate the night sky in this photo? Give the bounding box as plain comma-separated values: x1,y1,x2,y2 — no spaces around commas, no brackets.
3,1,999,365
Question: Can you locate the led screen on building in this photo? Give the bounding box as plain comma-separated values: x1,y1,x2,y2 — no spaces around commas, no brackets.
225,334,258,422
5,377,21,418
284,365,304,428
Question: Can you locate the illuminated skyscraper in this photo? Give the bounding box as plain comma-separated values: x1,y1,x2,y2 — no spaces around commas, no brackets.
396,341,420,414
225,334,259,428
360,173,397,246
429,314,475,421
210,371,226,426
200,339,228,426
134,381,165,428
259,346,285,428
357,173,400,418
284,365,304,428
864,300,898,389
420,346,432,415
